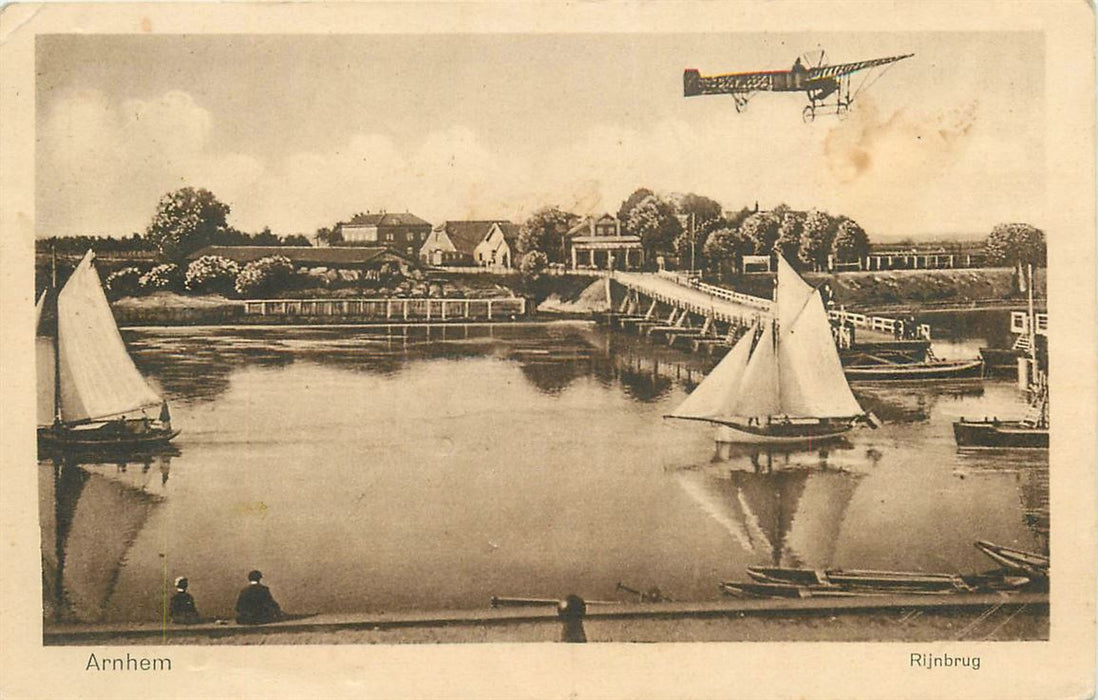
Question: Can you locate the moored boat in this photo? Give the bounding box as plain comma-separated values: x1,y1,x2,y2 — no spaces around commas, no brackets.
952,419,1048,448
844,358,983,382
37,250,179,454
974,541,1048,577
666,256,871,444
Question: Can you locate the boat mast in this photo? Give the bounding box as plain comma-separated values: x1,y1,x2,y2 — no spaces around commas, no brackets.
51,244,62,427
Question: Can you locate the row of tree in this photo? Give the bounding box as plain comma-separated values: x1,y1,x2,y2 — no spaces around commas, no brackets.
43,186,1046,281
515,188,872,277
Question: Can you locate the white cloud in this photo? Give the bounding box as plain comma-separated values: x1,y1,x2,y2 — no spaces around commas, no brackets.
38,88,1043,239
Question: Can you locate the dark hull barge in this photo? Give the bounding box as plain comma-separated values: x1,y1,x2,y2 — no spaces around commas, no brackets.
953,419,1048,448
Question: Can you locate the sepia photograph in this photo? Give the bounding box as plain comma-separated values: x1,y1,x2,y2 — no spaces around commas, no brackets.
1,3,1094,699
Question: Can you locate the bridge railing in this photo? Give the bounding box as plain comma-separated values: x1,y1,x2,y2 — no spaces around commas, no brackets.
829,308,931,340
655,271,773,311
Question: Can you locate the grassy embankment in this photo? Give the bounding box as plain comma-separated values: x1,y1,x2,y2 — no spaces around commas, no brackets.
733,267,1047,312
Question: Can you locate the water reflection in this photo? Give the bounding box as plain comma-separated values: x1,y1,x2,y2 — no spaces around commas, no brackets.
676,462,864,567
42,322,1047,621
41,452,172,622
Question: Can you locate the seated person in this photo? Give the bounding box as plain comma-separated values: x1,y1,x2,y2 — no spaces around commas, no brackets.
169,577,201,624
235,570,283,625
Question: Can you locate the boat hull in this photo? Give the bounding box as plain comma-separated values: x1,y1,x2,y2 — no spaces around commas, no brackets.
952,420,1048,449
844,359,983,381
715,420,854,445
38,425,180,455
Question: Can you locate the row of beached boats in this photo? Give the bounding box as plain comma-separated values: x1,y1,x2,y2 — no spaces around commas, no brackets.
720,541,1049,599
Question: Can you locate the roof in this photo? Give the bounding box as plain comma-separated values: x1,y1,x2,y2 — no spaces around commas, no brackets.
566,214,619,237
346,212,432,228
438,221,514,255
188,246,413,266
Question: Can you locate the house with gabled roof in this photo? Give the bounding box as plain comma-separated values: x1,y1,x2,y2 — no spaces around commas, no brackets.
566,214,644,270
420,220,519,268
335,211,433,259
473,222,520,269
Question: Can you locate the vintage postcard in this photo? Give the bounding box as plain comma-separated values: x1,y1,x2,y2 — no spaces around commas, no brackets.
0,2,1094,699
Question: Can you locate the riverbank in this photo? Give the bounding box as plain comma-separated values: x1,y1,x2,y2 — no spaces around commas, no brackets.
44,592,1048,645
108,268,1044,326
732,267,1046,312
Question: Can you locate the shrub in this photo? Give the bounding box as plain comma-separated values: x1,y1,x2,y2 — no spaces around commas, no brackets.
139,263,182,292
520,250,549,276
234,255,295,298
185,255,240,295
105,267,143,298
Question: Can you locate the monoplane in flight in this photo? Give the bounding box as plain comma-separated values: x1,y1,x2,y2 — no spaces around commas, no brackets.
684,51,913,121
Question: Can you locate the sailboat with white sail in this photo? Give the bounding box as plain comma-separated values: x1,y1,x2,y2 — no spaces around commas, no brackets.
667,255,869,444
37,250,179,452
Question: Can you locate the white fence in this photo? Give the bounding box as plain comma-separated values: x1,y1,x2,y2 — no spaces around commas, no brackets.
242,297,525,321
829,308,932,340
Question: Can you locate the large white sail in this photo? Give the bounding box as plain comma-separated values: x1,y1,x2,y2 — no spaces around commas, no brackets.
36,291,57,427
777,289,863,418
668,323,756,421
730,320,781,419
55,251,162,423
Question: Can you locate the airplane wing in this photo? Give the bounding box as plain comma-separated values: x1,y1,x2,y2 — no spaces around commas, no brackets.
806,54,913,81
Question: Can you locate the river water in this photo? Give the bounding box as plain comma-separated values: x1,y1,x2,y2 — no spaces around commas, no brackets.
39,315,1048,623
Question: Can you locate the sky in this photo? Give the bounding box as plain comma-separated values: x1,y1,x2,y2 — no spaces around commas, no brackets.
35,32,1045,240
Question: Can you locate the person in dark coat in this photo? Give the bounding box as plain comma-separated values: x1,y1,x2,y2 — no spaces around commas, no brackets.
235,570,283,625
169,576,200,624
557,594,587,643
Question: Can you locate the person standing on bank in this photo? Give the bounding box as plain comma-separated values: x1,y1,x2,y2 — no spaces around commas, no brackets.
169,576,200,624
235,570,283,625
557,594,587,643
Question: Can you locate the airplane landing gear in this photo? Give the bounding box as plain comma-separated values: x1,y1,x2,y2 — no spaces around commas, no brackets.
802,105,816,123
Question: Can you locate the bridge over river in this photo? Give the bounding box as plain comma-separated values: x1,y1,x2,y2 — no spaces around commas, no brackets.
607,271,929,356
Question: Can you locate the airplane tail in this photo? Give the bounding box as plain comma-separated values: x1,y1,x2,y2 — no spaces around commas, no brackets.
683,69,701,97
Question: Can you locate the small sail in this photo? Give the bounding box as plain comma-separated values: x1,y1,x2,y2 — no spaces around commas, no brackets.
777,289,863,418
668,323,756,421
56,251,161,423
730,320,781,419
36,292,57,426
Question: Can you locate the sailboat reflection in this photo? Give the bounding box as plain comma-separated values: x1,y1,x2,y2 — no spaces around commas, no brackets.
40,451,172,623
676,462,864,568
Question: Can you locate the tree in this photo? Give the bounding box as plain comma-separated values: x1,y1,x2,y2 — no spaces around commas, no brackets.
738,212,781,255
799,210,834,271
518,207,574,264
676,193,724,227
703,227,748,280
616,188,656,223
831,219,870,264
625,194,681,261
281,234,312,247
145,187,231,263
984,223,1046,268
774,212,804,262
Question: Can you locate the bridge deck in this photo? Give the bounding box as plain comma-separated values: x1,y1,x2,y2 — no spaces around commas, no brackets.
614,272,768,325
